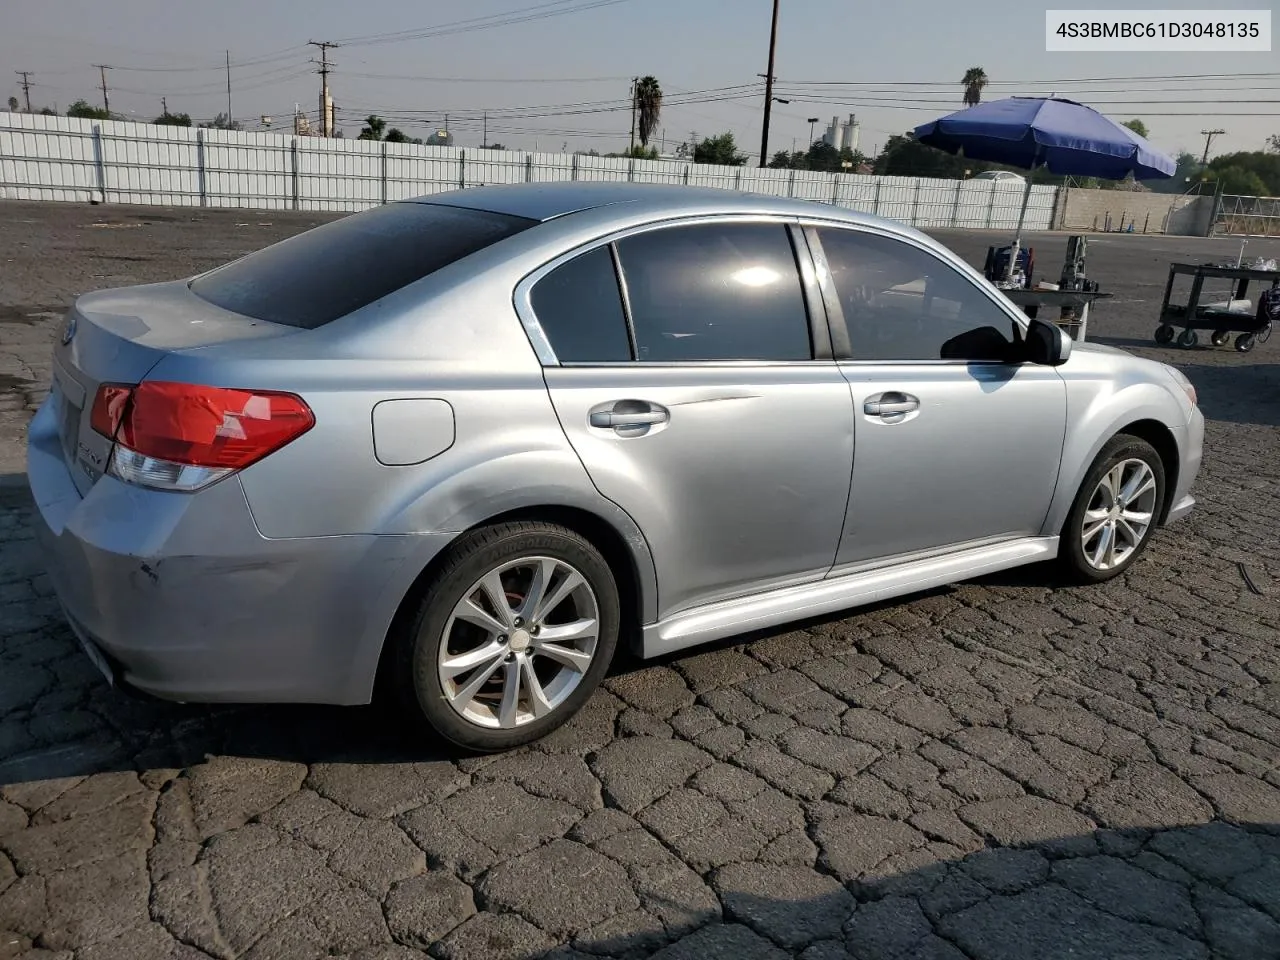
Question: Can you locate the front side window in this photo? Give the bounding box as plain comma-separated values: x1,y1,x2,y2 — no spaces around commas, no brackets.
614,222,812,362
818,228,1019,362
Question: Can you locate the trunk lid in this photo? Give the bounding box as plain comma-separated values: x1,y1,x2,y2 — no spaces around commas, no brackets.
51,281,299,496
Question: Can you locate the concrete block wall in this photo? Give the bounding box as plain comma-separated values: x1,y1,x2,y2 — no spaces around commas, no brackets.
1057,187,1213,236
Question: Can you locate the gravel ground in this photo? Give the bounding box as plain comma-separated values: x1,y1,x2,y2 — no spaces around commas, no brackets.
1,200,1279,960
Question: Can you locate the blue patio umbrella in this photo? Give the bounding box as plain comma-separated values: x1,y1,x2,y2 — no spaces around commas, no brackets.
914,96,1176,281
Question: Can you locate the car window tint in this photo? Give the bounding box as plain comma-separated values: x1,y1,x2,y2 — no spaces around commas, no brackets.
190,202,535,329
818,228,1018,362
530,246,632,362
615,222,812,362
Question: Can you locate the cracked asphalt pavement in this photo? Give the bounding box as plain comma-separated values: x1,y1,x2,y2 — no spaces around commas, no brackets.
2,201,1279,960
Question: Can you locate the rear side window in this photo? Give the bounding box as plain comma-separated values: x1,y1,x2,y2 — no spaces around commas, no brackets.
614,222,812,362
190,202,535,329
530,246,632,362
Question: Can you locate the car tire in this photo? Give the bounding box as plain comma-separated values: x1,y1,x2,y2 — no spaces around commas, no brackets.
1058,435,1166,584
391,521,620,752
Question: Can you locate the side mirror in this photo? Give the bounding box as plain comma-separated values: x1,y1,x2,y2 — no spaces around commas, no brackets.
1023,317,1072,366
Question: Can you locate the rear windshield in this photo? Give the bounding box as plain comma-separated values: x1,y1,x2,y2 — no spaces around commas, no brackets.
189,202,536,329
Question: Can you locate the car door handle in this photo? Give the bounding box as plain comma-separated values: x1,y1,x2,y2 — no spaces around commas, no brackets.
863,392,920,417
588,402,670,431
590,410,666,427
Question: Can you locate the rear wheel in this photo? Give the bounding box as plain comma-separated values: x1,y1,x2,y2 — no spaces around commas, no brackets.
392,522,620,751
1258,322,1273,344
1154,324,1175,345
1211,329,1231,346
1177,328,1198,348
1058,435,1165,584
1236,333,1256,353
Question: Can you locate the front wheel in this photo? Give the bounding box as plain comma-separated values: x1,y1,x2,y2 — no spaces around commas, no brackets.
1177,328,1198,348
392,522,620,752
1236,333,1255,353
1058,435,1166,584
1154,324,1175,345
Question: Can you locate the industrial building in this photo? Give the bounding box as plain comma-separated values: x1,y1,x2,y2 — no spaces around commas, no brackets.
823,114,861,154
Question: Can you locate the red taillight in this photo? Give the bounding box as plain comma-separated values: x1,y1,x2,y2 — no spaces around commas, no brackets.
90,383,134,438
111,381,314,469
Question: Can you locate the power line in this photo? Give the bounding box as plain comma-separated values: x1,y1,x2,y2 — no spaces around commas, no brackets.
334,0,638,47
341,71,631,83
780,71,1280,87
106,45,311,74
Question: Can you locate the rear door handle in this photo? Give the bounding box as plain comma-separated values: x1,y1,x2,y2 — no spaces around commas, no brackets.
589,410,667,428
863,392,920,418
588,401,670,434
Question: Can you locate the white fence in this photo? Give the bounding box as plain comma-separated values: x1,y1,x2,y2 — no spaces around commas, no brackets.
1,113,1059,231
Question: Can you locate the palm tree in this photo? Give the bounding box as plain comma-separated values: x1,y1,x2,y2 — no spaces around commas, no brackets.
634,76,663,148
962,67,988,108
358,115,387,141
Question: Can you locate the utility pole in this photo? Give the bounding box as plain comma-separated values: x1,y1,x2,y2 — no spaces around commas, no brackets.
161,96,167,117
225,50,233,126
308,41,338,136
629,77,638,153
1199,128,1225,167
93,64,112,116
482,111,487,147
758,0,781,167
15,71,32,112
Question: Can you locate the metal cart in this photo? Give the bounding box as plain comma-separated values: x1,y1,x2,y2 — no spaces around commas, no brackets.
1156,262,1278,353
1001,289,1112,342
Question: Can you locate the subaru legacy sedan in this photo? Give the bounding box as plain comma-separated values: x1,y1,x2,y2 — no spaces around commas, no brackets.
28,183,1202,751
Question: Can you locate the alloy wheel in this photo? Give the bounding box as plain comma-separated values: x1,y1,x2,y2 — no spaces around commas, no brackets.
437,556,600,729
1080,458,1158,571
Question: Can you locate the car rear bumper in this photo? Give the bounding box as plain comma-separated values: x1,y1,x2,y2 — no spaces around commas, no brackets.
26,396,451,705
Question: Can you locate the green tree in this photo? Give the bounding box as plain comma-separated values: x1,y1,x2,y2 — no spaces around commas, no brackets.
200,112,243,131
876,131,970,177
6,96,17,113
1121,119,1149,139
693,132,747,166
1206,150,1280,195
961,67,988,107
357,115,387,141
1148,152,1203,194
384,127,410,143
67,99,110,120
1207,166,1269,196
482,142,507,150
634,76,662,148
154,111,191,127
1268,133,1280,153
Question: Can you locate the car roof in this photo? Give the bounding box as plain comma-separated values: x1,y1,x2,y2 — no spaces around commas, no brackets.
406,181,879,227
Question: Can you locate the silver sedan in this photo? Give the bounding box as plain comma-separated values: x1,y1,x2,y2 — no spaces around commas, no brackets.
28,183,1203,751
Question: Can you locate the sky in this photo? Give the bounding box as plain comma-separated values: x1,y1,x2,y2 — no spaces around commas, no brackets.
3,0,1276,162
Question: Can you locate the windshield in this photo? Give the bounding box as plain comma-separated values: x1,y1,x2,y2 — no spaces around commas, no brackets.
190,201,536,329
